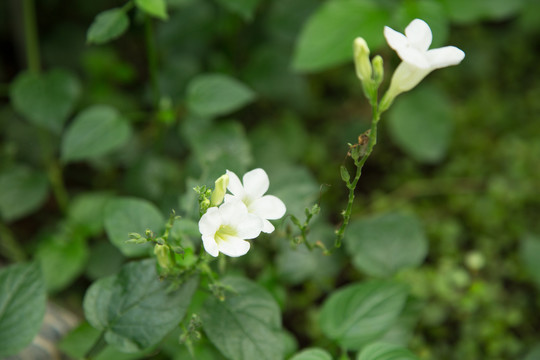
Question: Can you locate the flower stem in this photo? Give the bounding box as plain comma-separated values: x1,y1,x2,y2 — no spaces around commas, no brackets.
144,15,160,109
334,104,381,248
22,0,41,73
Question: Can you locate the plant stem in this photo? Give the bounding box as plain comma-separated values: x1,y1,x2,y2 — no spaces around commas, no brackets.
144,15,160,108
335,104,381,248
22,0,41,73
84,331,107,360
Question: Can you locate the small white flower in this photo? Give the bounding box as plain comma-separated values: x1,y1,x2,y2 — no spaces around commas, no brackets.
225,168,286,234
198,201,262,257
381,19,465,108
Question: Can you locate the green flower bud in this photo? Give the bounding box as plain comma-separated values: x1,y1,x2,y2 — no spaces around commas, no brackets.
353,37,372,82
210,173,229,206
154,244,175,270
372,55,384,87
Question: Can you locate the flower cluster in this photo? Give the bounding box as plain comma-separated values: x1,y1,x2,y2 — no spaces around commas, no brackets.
198,168,286,257
354,18,465,111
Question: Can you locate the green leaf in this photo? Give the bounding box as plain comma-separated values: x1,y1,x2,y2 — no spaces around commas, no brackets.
215,0,261,20
104,197,165,257
345,212,428,277
35,227,89,292
319,280,408,350
439,0,524,23
520,234,540,287
10,68,81,133
68,192,114,236
0,262,46,357
0,165,49,222
84,259,198,352
201,277,284,360
135,0,168,20
523,344,540,360
293,0,389,72
61,105,132,163
87,8,130,44
186,74,256,118
357,342,418,360
387,85,453,163
290,348,333,360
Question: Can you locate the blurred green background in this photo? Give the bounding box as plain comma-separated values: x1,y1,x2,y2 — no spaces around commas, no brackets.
1,0,540,359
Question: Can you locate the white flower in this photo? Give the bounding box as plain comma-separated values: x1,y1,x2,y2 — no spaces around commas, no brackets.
381,19,465,108
198,201,262,257
225,168,286,234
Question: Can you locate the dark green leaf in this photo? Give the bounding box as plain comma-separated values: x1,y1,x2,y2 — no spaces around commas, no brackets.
357,342,418,360
84,259,198,352
0,165,48,222
387,85,453,163
0,262,46,357
293,0,389,72
68,192,114,236
345,212,428,277
186,74,256,118
87,8,130,44
104,197,165,257
61,105,132,163
320,280,408,350
201,277,284,360
135,0,168,20
215,0,261,21
520,234,540,287
290,348,333,360
10,69,81,133
35,227,88,292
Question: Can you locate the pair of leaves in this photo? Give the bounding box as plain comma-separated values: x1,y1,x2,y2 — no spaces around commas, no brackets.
84,259,198,352
0,262,46,357
289,344,418,360
200,277,285,360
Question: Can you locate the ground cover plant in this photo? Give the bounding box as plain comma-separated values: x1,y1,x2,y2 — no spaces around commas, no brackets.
1,0,540,359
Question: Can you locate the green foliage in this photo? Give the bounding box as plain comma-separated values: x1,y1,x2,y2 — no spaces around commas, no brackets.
84,259,198,352
186,74,256,118
293,0,389,72
104,197,165,256
9,69,81,133
201,277,284,360
387,85,453,163
87,8,130,44
61,105,132,163
290,348,333,360
135,0,169,20
345,212,428,277
520,234,540,287
0,262,46,357
0,165,48,222
357,342,418,360
320,281,409,350
216,0,261,21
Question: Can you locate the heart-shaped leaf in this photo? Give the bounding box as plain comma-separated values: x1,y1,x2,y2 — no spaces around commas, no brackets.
87,7,130,44
10,69,81,133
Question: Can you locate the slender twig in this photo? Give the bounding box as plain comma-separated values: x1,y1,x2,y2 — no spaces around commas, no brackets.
22,0,40,73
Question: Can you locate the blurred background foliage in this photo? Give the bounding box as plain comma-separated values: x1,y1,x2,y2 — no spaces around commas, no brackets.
1,0,540,359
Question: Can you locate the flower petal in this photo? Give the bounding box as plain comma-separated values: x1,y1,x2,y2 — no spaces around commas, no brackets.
384,26,409,51
226,170,244,197
198,207,221,236
236,214,263,239
261,219,275,234
242,168,269,199
202,235,219,257
396,46,431,69
217,237,251,257
219,201,248,225
250,195,286,220
426,46,465,69
405,19,432,51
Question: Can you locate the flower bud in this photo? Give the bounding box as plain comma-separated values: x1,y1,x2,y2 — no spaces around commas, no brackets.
371,55,384,87
353,37,372,82
154,243,175,270
210,174,229,206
